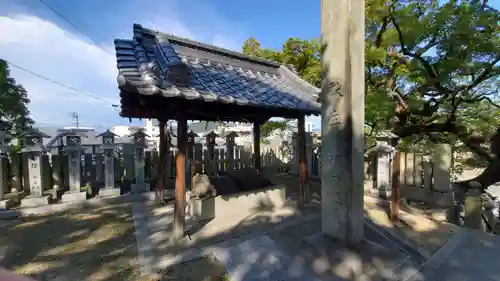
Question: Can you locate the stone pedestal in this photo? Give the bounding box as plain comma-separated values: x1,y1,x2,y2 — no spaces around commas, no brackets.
99,150,120,197
131,147,149,193
62,139,86,203
99,188,121,197
0,199,14,210
21,153,52,207
464,189,484,231
61,191,88,203
375,143,395,199
186,197,215,221
21,195,51,207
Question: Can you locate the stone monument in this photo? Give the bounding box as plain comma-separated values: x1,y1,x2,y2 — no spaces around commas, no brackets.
97,129,121,197
374,131,397,199
61,132,88,203
0,120,13,209
130,130,150,193
20,128,52,207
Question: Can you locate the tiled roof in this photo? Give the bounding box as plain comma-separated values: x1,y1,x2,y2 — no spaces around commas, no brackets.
114,24,320,115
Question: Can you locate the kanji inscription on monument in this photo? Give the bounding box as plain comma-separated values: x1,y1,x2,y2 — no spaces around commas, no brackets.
28,155,43,197
69,151,81,192
104,151,115,189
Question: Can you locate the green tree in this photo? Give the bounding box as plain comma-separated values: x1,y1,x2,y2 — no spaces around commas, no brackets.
0,59,33,136
243,0,500,189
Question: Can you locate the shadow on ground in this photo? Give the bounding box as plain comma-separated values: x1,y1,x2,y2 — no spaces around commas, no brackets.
127,171,478,280
0,203,150,281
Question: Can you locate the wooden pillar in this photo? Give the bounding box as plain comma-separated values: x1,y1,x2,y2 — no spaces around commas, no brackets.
173,116,187,240
156,120,167,203
298,115,309,206
253,122,261,171
187,131,197,191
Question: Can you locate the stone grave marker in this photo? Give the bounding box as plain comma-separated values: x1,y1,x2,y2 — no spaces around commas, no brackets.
20,128,52,207
0,120,14,209
374,131,397,199
97,130,121,197
130,130,150,193
61,132,88,203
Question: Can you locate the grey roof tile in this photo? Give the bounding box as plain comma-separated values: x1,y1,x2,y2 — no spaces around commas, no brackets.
115,24,321,115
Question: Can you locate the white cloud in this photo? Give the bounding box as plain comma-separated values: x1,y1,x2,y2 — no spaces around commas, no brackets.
0,14,119,125
0,4,246,128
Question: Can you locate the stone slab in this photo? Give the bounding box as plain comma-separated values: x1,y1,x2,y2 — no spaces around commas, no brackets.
131,183,150,194
61,191,87,203
0,199,14,210
303,232,412,281
99,188,121,198
211,234,323,281
20,195,51,208
408,229,500,281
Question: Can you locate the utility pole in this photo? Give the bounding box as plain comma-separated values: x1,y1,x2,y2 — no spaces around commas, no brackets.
69,112,79,128
320,0,365,244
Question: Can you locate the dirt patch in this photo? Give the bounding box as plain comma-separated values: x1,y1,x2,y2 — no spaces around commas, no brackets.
266,172,459,257
158,255,229,281
364,199,458,257
0,203,154,281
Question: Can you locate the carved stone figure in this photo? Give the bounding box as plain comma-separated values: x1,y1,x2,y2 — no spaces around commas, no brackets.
191,173,217,198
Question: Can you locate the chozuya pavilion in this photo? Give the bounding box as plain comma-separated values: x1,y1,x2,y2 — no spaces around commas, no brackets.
113,24,320,238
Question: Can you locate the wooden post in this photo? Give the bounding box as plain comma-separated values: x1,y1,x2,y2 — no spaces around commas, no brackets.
320,0,365,243
173,116,187,240
298,115,308,206
253,122,261,171
391,150,401,222
156,120,167,203
225,132,237,171
186,131,197,191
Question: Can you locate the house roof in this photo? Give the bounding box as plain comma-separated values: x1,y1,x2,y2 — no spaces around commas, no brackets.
114,24,320,121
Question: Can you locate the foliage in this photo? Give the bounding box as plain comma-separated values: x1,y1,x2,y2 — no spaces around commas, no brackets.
259,119,296,143
242,0,500,163
0,59,33,136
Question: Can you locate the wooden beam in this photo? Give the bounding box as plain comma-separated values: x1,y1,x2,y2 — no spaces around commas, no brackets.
298,115,308,207
119,91,316,121
253,122,261,171
173,115,187,240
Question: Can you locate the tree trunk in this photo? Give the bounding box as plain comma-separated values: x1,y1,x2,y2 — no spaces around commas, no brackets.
454,157,500,192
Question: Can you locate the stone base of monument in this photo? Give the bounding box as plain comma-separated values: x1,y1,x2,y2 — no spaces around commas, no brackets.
303,232,414,280
98,188,121,198
0,198,14,210
61,191,88,203
131,183,150,194
20,195,52,208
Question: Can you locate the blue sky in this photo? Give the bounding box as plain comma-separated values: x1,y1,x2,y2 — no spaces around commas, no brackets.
0,0,320,130
0,0,498,130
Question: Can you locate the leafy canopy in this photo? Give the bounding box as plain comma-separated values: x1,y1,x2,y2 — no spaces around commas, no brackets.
242,0,499,161
0,59,33,136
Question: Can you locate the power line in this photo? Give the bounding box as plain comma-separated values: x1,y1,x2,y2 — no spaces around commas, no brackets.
6,60,119,108
37,0,112,54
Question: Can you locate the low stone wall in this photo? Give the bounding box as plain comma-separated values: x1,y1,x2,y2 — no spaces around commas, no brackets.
187,184,287,221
